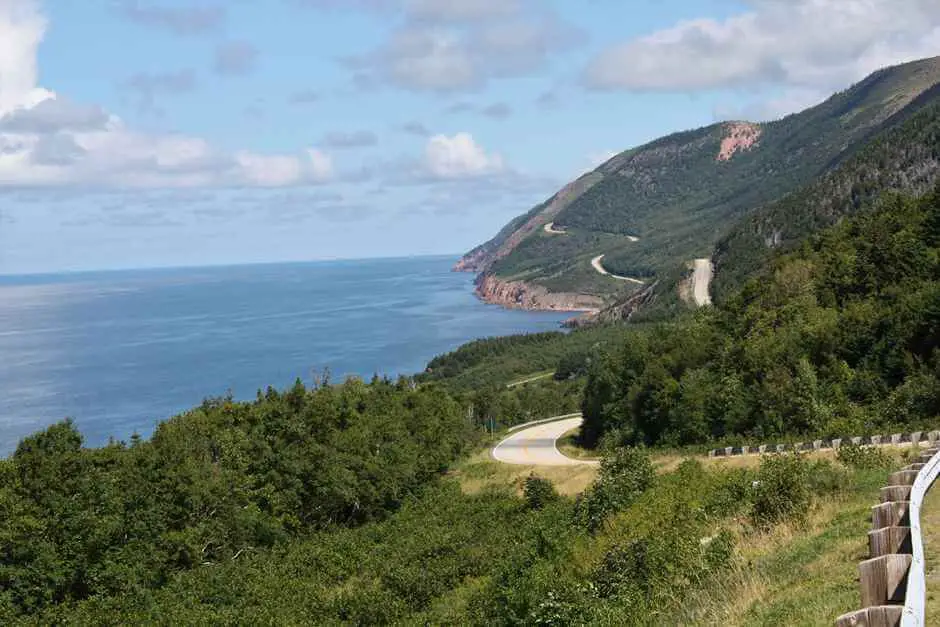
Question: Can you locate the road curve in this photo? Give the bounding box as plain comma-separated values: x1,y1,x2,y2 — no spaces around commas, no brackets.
591,255,646,285
692,258,713,306
543,222,567,235
492,416,599,466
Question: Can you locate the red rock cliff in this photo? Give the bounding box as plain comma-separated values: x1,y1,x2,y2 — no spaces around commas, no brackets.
475,274,603,312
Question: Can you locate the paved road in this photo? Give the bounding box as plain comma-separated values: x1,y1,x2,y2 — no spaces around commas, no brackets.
506,371,555,388
492,416,600,466
591,255,646,285
692,258,713,306
543,222,567,234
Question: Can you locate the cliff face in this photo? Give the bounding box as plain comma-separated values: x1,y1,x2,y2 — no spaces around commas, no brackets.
453,246,490,273
475,275,603,313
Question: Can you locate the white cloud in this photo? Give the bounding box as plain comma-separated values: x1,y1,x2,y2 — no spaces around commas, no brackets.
0,0,52,114
235,153,304,187
0,0,335,189
424,132,503,179
0,96,112,133
339,2,582,93
585,0,940,97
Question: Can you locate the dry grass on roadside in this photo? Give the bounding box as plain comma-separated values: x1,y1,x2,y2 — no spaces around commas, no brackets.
674,462,912,626
450,449,598,496
652,445,917,475
556,428,602,462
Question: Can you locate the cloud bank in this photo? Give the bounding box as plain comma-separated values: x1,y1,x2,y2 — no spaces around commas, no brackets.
0,0,332,188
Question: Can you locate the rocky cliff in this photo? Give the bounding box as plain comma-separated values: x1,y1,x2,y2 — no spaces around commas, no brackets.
475,274,603,313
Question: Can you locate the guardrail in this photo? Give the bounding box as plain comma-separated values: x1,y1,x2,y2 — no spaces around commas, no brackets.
708,431,940,458
506,413,582,433
900,446,940,626
835,444,940,626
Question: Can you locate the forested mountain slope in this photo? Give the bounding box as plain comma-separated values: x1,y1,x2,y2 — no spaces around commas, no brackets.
581,190,940,448
458,56,940,314
713,84,940,301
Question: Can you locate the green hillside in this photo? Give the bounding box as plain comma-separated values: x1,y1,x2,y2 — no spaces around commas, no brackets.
713,83,940,301
582,190,940,448
461,56,940,309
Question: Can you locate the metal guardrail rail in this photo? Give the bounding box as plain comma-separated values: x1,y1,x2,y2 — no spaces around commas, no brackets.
900,447,940,626
506,413,582,433
836,443,940,626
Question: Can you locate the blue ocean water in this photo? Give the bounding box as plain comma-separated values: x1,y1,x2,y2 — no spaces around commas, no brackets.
0,256,570,455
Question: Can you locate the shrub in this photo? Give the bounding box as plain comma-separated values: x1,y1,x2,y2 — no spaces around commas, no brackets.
576,447,655,532
555,350,592,381
524,475,559,510
806,459,850,494
751,454,812,527
703,530,735,571
837,443,892,470
704,467,755,518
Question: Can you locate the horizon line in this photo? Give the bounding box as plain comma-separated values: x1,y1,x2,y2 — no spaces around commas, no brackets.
0,252,464,280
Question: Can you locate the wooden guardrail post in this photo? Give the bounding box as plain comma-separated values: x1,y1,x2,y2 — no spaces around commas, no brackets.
858,554,912,607
836,606,903,626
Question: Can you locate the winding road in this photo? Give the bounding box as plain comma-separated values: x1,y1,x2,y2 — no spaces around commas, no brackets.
590,255,646,285
691,258,713,306
492,415,599,466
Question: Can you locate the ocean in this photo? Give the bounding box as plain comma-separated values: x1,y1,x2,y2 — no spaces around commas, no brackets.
0,256,570,456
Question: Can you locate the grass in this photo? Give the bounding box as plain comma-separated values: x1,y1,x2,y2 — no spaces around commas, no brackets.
921,464,940,622
556,428,602,462
462,427,931,625
447,440,921,624
450,449,598,497
674,451,920,625
652,443,924,474
673,484,877,625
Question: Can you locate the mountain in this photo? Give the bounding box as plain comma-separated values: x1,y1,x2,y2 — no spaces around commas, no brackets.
713,81,940,301
457,56,940,316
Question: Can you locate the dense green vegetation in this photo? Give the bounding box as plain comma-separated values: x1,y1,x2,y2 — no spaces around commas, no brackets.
419,324,632,392
0,378,472,621
714,85,940,301
23,445,893,625
582,191,940,448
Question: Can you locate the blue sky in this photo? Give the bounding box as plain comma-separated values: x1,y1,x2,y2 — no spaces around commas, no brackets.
1,0,939,273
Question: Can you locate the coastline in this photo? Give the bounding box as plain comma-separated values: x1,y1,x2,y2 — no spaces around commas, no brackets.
460,270,603,317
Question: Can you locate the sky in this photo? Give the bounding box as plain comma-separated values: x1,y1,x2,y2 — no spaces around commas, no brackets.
0,0,939,274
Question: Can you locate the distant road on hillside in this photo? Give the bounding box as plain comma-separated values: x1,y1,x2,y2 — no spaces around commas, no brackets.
590,255,646,285
692,258,713,306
